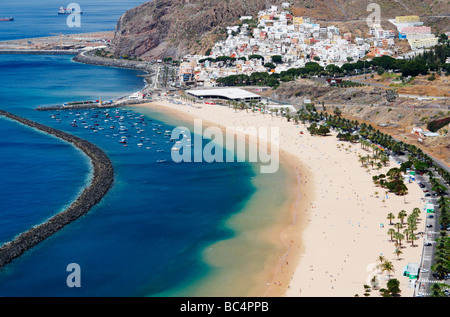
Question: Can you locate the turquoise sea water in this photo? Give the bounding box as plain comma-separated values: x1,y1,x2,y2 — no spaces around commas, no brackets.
0,54,260,296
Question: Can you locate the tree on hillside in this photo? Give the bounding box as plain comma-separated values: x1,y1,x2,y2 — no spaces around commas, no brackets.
271,55,283,64
401,60,429,77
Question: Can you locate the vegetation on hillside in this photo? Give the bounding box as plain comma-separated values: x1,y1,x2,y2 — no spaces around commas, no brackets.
214,40,450,88
427,117,450,132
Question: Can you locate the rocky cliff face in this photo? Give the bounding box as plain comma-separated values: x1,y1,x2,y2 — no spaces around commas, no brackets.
112,0,449,60
112,0,271,60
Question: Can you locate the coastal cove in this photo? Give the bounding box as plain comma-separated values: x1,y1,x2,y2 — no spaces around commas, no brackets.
135,99,427,297
133,105,301,297
0,53,292,296
1,0,447,298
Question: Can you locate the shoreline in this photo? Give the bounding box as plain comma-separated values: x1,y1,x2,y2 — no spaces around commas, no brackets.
134,99,427,297
0,110,114,268
133,101,313,297
133,102,311,297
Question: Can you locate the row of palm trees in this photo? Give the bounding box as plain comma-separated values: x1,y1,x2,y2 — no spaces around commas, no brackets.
361,209,421,296
226,100,295,119
220,99,449,296
387,208,422,250
179,93,197,104
358,152,390,170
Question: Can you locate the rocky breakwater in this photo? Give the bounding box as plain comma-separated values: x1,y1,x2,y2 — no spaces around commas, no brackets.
0,110,114,268
72,49,154,73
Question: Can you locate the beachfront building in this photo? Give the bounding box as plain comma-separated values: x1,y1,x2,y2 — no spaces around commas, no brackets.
402,262,419,279
185,88,262,104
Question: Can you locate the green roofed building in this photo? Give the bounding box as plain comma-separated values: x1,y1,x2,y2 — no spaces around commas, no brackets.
403,262,419,279
425,203,435,213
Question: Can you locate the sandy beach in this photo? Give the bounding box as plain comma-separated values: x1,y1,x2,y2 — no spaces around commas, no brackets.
134,98,427,297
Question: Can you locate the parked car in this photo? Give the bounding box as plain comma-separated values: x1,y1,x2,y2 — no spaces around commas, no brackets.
424,242,432,246
427,224,433,228
428,215,434,218
421,268,429,273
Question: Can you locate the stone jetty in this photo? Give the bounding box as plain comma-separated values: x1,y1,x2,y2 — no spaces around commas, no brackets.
0,110,114,268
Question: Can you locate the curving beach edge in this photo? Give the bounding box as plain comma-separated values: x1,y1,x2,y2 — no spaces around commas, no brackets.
0,109,114,268
133,99,428,297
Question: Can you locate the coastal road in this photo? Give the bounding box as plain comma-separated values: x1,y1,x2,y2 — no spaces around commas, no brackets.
390,153,449,296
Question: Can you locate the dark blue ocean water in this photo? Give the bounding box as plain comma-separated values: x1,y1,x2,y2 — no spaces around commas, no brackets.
0,0,148,41
0,56,256,295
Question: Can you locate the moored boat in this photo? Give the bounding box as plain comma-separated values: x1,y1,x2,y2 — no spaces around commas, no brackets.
58,7,83,15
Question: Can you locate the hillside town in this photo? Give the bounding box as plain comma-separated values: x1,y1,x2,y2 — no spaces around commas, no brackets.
177,3,443,88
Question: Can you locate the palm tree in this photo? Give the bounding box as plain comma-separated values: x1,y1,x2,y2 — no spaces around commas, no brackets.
372,153,379,163
394,248,402,260
403,228,411,241
394,232,405,247
377,255,386,265
380,154,389,166
407,213,417,226
412,207,421,219
380,260,395,279
409,233,417,247
387,213,395,225
388,228,396,241
387,167,402,181
398,210,407,226
359,155,367,167
394,222,403,232
408,223,417,234
285,107,291,120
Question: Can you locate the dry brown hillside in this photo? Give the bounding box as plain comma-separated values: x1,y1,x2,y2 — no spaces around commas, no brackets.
267,76,450,164
330,105,450,165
